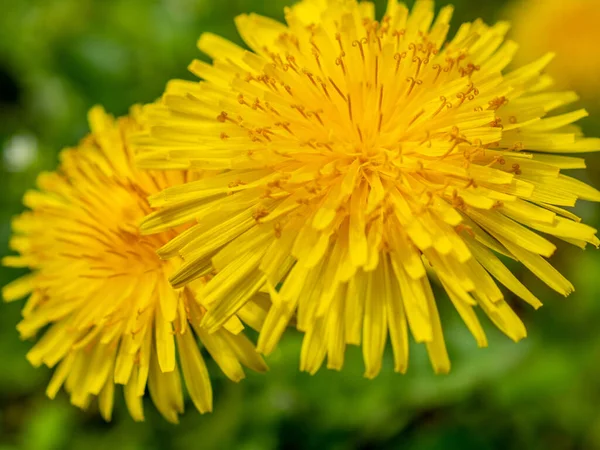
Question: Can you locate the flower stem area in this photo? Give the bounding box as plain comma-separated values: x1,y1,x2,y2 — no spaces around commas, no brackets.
1,0,600,449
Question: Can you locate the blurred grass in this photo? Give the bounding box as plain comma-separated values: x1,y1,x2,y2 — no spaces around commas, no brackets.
1,1,600,449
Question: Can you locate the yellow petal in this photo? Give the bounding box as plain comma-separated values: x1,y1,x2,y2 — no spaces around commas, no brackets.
176,329,213,413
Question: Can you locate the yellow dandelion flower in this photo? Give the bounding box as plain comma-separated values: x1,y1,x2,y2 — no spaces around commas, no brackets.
138,0,600,378
508,0,600,102
2,106,268,422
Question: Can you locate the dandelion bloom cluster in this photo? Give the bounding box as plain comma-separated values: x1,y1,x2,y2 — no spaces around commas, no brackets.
138,0,600,378
2,107,267,422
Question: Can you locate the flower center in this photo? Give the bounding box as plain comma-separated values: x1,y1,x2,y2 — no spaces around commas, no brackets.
204,10,510,231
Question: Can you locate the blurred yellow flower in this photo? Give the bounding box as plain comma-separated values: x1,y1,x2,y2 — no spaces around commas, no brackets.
138,0,600,378
508,0,600,102
2,106,267,423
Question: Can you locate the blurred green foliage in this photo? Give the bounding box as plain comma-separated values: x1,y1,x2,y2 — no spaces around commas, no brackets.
1,1,600,449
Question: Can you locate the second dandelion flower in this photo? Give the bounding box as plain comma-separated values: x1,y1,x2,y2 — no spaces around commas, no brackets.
3,106,268,422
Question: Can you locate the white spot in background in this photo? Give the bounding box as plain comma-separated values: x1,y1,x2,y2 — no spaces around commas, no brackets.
269,388,295,412
3,133,38,172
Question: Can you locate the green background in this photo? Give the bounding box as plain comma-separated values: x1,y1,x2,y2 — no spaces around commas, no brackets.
1,0,600,449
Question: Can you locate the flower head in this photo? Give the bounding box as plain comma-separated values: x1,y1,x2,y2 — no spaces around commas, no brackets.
2,106,267,422
508,0,600,102
139,0,600,377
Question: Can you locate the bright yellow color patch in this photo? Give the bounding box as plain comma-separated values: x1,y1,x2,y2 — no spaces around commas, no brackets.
2,106,267,422
509,0,600,102
138,0,600,377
